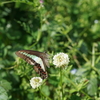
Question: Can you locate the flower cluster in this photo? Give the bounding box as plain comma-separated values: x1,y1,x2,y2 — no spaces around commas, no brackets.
30,77,43,89
53,53,70,68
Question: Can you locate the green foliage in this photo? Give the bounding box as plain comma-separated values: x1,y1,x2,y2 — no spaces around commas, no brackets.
0,86,8,100
0,0,100,100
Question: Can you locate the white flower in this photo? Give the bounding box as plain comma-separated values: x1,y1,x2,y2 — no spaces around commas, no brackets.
30,77,43,89
53,53,70,68
94,20,98,24
70,68,77,74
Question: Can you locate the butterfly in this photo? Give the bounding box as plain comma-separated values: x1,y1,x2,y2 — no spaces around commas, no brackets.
15,50,49,79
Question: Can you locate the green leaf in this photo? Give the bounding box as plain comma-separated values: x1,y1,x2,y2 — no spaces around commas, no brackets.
69,94,81,100
0,80,12,91
41,85,50,96
87,77,97,96
75,67,90,77
0,86,8,100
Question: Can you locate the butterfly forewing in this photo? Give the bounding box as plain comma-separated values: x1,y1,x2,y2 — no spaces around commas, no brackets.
17,50,49,68
16,51,36,65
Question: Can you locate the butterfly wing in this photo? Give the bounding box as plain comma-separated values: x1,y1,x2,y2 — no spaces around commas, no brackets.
16,51,36,65
15,50,49,79
17,50,49,68
34,63,48,79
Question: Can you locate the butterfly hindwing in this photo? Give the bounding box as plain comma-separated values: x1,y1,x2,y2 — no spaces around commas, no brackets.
34,63,48,79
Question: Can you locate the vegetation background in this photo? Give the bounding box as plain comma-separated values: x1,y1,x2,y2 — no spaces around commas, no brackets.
0,0,100,100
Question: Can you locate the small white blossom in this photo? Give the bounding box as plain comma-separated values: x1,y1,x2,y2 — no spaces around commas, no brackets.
70,68,77,74
53,53,70,68
94,20,98,24
30,77,43,89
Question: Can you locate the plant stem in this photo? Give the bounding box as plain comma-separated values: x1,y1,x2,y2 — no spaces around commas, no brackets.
92,43,95,67
60,68,63,100
91,43,100,75
0,1,27,4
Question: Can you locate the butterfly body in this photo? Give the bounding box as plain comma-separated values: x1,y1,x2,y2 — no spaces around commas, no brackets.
15,50,49,79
